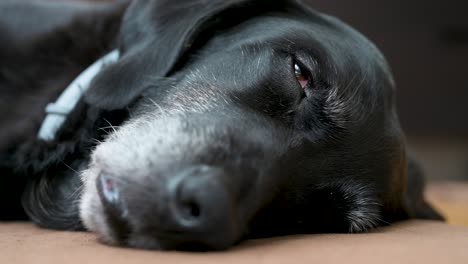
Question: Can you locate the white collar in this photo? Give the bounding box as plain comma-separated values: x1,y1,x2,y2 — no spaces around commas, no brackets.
37,50,120,141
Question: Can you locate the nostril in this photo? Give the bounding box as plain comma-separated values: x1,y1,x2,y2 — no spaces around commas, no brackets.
169,166,231,233
182,198,202,219
187,202,201,218
175,181,203,223
165,166,240,249
167,166,239,250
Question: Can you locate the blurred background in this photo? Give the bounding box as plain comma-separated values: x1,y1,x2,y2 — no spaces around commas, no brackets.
307,0,468,181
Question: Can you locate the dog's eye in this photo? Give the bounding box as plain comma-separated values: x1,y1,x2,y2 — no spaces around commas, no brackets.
294,63,310,89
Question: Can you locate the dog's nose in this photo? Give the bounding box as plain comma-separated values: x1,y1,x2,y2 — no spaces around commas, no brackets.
96,166,238,249
167,166,235,249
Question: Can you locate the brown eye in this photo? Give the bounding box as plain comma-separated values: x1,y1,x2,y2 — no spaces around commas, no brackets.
294,63,310,89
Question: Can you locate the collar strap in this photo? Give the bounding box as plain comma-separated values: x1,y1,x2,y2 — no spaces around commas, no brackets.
37,50,120,141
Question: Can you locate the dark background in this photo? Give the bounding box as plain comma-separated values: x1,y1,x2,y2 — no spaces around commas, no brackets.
307,0,468,180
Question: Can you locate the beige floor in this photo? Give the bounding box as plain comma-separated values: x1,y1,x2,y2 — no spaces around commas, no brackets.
426,182,468,226
1,182,467,264
2,221,468,264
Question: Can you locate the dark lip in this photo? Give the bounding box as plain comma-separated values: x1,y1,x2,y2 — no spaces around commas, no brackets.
120,232,231,251
119,226,241,251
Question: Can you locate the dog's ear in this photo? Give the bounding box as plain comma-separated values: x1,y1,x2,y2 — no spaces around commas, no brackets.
85,0,288,110
404,156,445,221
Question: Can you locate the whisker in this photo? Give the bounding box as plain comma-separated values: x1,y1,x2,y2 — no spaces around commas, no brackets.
103,118,118,134
98,125,121,131
68,183,84,203
61,161,79,174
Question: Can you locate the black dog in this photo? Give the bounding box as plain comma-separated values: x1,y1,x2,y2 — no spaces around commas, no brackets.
0,0,442,250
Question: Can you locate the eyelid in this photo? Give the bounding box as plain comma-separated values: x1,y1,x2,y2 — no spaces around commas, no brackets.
294,60,311,77
290,52,329,97
293,53,315,73
292,58,313,86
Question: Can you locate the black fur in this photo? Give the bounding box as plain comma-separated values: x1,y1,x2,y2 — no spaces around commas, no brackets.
0,0,443,250
0,0,127,227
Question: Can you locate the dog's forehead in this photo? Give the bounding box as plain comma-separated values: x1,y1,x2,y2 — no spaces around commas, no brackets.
116,2,396,131
193,14,388,80
177,15,392,103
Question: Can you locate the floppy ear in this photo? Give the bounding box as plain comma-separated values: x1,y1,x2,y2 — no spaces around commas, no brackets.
85,0,288,110
404,156,444,220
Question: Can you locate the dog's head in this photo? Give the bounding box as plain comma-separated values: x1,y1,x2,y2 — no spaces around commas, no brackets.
79,0,438,250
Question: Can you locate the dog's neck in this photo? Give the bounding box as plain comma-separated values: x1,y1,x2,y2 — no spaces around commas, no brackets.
37,50,120,141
